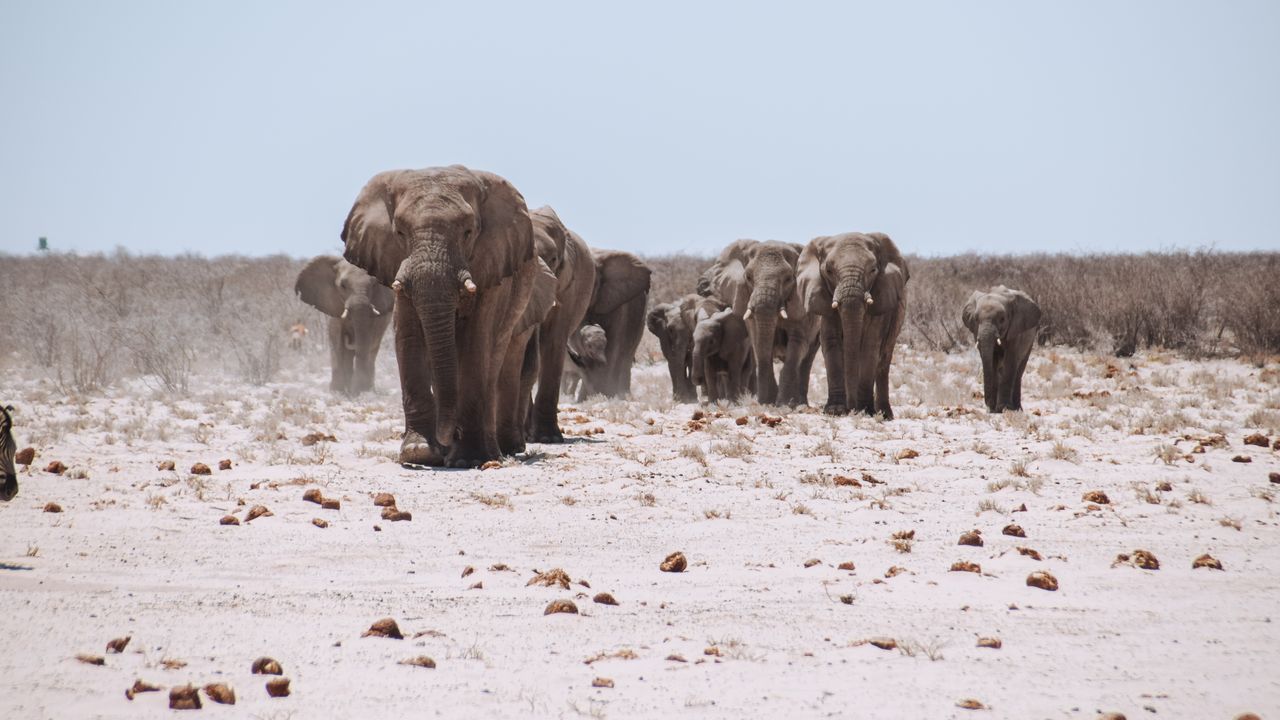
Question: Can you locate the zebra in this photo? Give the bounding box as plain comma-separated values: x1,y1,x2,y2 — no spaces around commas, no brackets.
1,405,16,501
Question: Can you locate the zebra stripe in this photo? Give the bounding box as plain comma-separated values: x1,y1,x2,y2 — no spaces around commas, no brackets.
1,405,17,501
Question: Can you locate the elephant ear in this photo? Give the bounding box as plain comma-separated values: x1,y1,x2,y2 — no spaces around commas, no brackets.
591,250,652,315
1006,290,1042,339
797,238,833,317
516,258,559,336
961,291,983,335
341,172,407,288
471,171,535,291
868,262,906,317
646,304,668,336
295,256,345,318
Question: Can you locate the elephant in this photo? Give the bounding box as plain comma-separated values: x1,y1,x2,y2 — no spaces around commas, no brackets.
1,404,16,502
646,294,727,401
699,239,820,406
691,307,754,403
798,232,909,419
340,165,542,468
520,207,597,442
563,323,607,401
294,255,394,395
579,249,652,398
962,286,1041,413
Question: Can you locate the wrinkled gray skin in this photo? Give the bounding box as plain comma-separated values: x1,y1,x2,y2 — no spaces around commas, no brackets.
691,307,754,403
341,166,538,468
799,232,909,419
962,285,1041,413
699,240,819,406
564,324,607,401
522,207,597,442
295,256,395,395
1,405,16,501
646,294,726,401
580,250,651,398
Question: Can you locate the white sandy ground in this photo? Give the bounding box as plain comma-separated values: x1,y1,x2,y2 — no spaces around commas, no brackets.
1,347,1278,720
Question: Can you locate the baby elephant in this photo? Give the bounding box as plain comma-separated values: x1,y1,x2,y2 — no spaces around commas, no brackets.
691,308,754,403
564,324,608,401
962,286,1041,413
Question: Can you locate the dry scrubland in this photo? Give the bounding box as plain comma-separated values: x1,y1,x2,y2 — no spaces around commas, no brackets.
1,251,1279,718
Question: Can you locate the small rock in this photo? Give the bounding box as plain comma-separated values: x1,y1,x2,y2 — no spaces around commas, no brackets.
125,679,161,700
592,677,614,688
1017,546,1043,561
203,683,235,705
1098,714,1126,720
1269,472,1280,484
311,518,328,529
381,507,412,521
896,448,919,460
321,498,341,510
373,492,396,507
735,416,749,426
1235,714,1262,720
803,558,822,568
44,460,67,475
1013,503,1027,512
1002,524,1026,538
467,581,483,590
660,551,688,573
704,646,722,656
884,566,906,578
219,515,239,526
462,565,475,578
43,502,62,513
303,489,324,504
398,656,436,669
1156,480,1173,491
866,637,897,650
169,685,202,710
956,698,985,710
363,618,404,639
265,677,290,698
75,653,105,665
218,459,232,471
1082,490,1109,504
1131,549,1160,570
593,592,619,606
156,460,175,471
839,594,854,604
106,636,130,654
976,637,1002,649
958,531,983,547
1192,553,1223,570
666,654,687,662
1026,570,1058,591
1243,433,1269,447
15,447,35,466
480,460,502,470
837,561,856,571
245,505,272,522
190,463,211,476
251,657,283,675
544,599,579,615
950,561,981,573
1231,455,1252,463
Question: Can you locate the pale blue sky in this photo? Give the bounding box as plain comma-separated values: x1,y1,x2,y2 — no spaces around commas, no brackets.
2,1,1277,257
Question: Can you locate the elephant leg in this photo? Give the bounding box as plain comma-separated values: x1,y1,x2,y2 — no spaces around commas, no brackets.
703,357,719,403
446,282,510,467
874,306,904,419
532,310,571,443
819,317,847,415
605,294,646,398
1009,334,1034,411
498,326,536,455
794,334,819,407
853,320,880,415
328,318,352,394
993,347,1012,413
393,299,443,466
726,353,744,400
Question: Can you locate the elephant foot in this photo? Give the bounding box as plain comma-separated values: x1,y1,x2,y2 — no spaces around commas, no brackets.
444,444,496,469
823,402,849,416
530,424,565,444
1,476,17,502
876,406,895,421
399,430,444,467
498,434,526,456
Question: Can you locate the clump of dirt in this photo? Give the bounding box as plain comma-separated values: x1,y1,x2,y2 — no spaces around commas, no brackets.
190,463,211,475
833,475,861,487
758,414,783,428
958,531,983,547
204,683,235,705
1192,554,1223,570
735,416,749,426
45,461,67,475
311,518,328,529
265,678,291,697
1231,455,1252,463
301,432,336,446
956,698,986,710
884,566,907,578
106,636,130,654
803,558,822,568
125,679,161,700
43,502,62,513
219,515,239,526
1132,549,1160,570
837,561,856,571
461,566,475,578
1082,490,1109,504
592,677,614,688
1026,570,1058,591
865,637,897,650
15,447,35,466
950,561,981,573
544,599,579,615
1156,481,1173,491
399,656,436,669
381,508,411,521
218,459,232,471
245,505,272,522
321,498,341,510
1270,472,1280,484
666,654,687,662
75,653,104,666
660,552,688,573
1017,547,1043,561
896,448,920,460
891,529,915,540
593,592,619,606
1243,433,1269,447
480,460,503,470
977,637,1002,649
169,685,201,709
156,460,175,471
1002,524,1026,538
373,492,396,507
528,568,572,589
251,657,283,675
303,489,323,504
363,618,404,639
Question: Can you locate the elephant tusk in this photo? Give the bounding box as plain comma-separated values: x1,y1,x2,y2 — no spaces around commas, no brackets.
341,308,349,319
831,300,839,310
463,278,477,294
779,308,788,320
996,338,1002,347
864,292,874,306
371,307,381,317
742,308,753,321
392,280,403,293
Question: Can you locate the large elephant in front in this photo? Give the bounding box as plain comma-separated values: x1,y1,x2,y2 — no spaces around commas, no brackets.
798,232,908,418
579,250,652,398
523,206,597,442
698,240,819,406
340,166,540,467
691,307,754,403
295,256,394,395
646,294,726,401
962,286,1041,413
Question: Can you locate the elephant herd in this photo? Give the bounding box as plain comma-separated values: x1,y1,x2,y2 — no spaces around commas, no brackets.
293,165,1042,469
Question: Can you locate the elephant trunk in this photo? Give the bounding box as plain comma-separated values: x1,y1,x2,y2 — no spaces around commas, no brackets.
834,271,868,412
977,324,999,411
404,238,470,447
691,338,706,388
749,307,778,403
